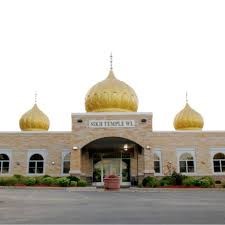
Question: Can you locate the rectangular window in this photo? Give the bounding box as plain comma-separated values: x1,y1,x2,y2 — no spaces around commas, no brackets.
154,161,160,173
187,161,194,173
179,161,187,173
63,161,70,174
213,160,221,172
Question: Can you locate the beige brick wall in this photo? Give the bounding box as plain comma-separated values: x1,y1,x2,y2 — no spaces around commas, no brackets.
0,112,224,180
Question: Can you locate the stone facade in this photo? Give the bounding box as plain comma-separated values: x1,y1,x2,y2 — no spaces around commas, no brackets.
0,112,225,184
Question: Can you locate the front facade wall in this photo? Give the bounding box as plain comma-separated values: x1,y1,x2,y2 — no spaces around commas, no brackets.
0,113,225,182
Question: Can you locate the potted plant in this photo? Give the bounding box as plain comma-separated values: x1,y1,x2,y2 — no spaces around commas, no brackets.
104,174,120,190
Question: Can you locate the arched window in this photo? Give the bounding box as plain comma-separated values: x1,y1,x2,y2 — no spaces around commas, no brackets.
213,153,225,173
29,154,44,174
0,154,10,174
63,153,71,174
154,153,161,174
179,153,195,173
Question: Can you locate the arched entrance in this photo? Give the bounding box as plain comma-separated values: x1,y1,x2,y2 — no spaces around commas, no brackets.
81,137,143,186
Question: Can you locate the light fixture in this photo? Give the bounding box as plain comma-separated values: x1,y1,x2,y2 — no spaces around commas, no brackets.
51,161,55,165
124,144,128,151
73,146,78,150
146,145,151,150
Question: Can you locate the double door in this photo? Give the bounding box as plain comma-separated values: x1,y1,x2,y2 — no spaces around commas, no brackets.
93,157,130,186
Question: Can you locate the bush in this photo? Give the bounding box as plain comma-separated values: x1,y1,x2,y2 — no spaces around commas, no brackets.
159,176,174,186
0,177,18,186
171,171,185,185
77,180,87,187
56,177,70,187
23,177,36,186
70,181,77,187
0,178,7,186
142,177,159,187
66,176,80,183
41,177,56,186
182,177,197,187
35,176,44,184
199,178,211,188
13,174,24,181
201,176,214,186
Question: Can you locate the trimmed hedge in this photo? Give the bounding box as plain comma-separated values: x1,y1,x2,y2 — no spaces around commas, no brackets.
142,176,159,187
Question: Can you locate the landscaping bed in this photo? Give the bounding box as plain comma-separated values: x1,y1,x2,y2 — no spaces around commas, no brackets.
0,175,88,187
142,172,225,188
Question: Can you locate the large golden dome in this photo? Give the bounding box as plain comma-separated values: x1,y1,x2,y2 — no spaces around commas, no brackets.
174,102,204,130
19,104,50,131
85,70,138,112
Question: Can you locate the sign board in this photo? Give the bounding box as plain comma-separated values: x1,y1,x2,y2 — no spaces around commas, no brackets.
89,120,136,128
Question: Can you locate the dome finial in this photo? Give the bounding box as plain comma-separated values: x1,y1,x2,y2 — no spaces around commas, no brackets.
35,91,37,104
110,52,113,71
186,91,188,103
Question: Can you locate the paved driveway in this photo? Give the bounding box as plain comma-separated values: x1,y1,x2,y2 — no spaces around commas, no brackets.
0,189,224,224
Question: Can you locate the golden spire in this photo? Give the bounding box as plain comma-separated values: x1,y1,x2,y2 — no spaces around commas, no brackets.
174,93,204,130
19,93,50,131
85,55,138,112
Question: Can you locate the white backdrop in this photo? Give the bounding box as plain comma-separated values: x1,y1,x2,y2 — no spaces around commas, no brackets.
0,0,225,131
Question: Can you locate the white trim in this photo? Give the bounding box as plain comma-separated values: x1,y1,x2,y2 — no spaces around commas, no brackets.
210,148,225,175
176,148,196,174
27,149,47,176
0,149,12,175
61,150,71,176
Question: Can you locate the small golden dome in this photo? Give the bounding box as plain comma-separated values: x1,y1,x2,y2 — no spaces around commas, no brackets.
174,102,204,130
85,70,138,112
19,104,50,131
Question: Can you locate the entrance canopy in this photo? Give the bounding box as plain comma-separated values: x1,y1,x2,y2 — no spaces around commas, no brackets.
82,137,143,154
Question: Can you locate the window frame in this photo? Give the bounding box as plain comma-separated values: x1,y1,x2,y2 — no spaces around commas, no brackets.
153,150,162,175
27,150,47,176
0,150,12,175
211,149,225,174
176,148,196,175
61,150,71,176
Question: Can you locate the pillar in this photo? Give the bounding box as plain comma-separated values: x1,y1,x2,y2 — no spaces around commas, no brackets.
69,147,81,177
144,146,155,177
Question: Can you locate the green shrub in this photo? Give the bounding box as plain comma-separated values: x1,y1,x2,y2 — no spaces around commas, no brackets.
6,177,18,186
13,174,24,181
199,178,211,188
0,178,7,186
182,177,196,187
77,180,87,187
0,177,18,186
70,181,77,187
66,176,80,183
35,176,44,184
23,177,36,186
201,176,214,186
41,177,56,186
159,176,174,186
171,171,186,185
43,175,51,178
142,176,159,187
56,177,70,187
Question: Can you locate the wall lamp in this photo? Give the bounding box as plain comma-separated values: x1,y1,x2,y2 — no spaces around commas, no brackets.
73,146,79,151
51,161,55,165
146,145,151,150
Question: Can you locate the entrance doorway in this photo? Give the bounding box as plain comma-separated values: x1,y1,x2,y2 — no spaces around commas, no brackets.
81,137,143,187
93,152,131,186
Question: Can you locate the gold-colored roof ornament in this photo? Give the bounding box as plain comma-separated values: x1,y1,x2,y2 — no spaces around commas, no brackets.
19,93,50,131
174,92,204,130
85,54,138,112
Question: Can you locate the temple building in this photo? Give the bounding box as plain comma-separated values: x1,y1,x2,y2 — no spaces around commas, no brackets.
0,62,225,186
